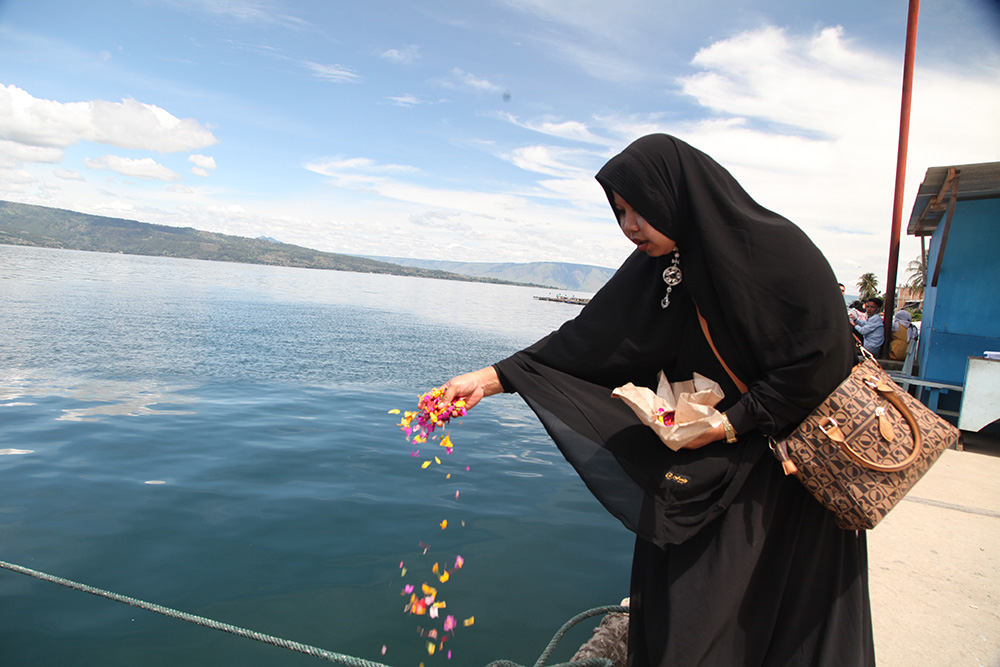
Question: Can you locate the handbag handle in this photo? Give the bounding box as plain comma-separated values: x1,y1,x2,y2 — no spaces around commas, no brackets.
821,377,923,472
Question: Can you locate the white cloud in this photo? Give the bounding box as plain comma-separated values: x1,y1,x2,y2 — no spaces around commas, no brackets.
190,166,210,177
497,114,614,147
501,144,596,179
665,24,1000,283
380,45,420,64
0,168,35,186
54,169,84,180
444,68,504,95
301,61,361,83
188,154,216,170
0,83,218,152
0,139,65,165
386,94,425,108
159,0,309,30
304,156,419,179
84,155,182,181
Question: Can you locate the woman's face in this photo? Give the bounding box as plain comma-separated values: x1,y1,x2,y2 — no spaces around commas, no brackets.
612,191,677,257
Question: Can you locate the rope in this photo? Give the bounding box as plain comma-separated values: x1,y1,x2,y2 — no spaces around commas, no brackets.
0,559,388,667
0,559,627,667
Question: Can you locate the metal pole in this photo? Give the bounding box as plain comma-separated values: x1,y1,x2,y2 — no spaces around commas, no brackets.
884,0,921,355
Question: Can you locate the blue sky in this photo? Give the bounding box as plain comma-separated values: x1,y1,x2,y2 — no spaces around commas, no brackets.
1,0,998,288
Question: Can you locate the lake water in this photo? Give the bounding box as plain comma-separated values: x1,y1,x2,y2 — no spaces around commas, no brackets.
0,245,632,667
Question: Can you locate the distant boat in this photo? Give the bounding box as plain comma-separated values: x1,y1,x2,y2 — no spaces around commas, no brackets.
534,295,590,306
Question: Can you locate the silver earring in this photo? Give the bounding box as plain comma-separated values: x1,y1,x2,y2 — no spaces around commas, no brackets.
661,249,681,309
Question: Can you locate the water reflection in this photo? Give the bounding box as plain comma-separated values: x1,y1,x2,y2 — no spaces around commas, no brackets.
0,371,196,423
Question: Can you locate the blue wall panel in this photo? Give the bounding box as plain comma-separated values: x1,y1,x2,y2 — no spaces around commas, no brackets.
918,198,1000,385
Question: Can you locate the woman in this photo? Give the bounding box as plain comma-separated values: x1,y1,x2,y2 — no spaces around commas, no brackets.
890,309,917,361
441,135,874,666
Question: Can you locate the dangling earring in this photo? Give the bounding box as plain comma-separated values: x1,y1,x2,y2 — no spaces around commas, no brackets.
661,249,681,309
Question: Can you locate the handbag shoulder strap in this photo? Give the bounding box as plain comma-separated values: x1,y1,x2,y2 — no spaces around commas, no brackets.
696,308,749,395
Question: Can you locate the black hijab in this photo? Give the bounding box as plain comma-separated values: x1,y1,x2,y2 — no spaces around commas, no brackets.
494,134,853,547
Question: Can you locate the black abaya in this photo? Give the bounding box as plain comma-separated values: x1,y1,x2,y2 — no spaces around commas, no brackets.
491,134,874,666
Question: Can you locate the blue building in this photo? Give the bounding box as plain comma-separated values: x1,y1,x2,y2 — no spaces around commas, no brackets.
907,161,1000,427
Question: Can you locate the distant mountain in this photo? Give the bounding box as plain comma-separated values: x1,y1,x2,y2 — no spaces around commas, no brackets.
0,200,543,287
365,256,616,292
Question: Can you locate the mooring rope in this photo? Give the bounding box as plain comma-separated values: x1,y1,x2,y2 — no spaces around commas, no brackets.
0,559,626,667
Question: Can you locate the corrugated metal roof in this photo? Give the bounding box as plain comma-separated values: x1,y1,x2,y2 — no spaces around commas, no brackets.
907,161,1000,236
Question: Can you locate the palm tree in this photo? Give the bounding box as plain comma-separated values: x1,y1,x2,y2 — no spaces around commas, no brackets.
905,250,928,297
857,272,880,302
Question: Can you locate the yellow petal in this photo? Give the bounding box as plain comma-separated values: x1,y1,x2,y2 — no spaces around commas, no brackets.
440,519,448,530
434,456,441,465
440,434,452,448
388,409,401,414
464,616,475,627
426,642,435,655
439,571,450,583
432,562,439,574
421,460,431,469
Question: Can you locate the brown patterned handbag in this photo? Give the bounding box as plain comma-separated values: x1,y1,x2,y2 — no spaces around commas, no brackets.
770,346,960,530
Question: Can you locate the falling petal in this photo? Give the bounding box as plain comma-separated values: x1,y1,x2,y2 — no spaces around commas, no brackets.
411,450,420,457
429,606,439,619
426,642,436,655
455,490,460,499
446,473,451,479
440,519,447,530
432,562,439,574
421,460,432,469
382,645,387,655
454,555,464,569
434,456,441,465
440,435,452,449
401,568,407,576
403,584,414,594
439,570,450,583
465,466,470,471
448,650,452,659
463,616,475,627
444,615,456,632
388,409,401,414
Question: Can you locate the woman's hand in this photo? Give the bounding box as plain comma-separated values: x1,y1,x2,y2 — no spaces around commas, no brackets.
680,423,726,449
440,366,504,410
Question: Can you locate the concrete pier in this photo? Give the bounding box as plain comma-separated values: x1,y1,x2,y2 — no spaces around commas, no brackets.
869,447,1000,667
573,446,1000,666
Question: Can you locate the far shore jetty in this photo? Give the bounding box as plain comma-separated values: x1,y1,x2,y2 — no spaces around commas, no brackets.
534,294,590,306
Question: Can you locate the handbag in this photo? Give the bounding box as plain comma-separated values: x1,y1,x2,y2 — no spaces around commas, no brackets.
770,346,959,530
698,310,959,530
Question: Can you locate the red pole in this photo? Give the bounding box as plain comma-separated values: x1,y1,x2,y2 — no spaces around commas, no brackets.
884,0,920,355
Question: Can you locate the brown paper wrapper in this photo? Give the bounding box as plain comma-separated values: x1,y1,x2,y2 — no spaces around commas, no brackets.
611,372,725,451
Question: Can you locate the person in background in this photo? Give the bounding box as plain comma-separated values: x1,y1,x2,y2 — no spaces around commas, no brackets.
439,134,873,666
848,300,867,323
853,297,884,356
890,309,918,361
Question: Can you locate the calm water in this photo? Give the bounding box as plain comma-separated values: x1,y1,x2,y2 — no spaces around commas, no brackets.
0,245,632,667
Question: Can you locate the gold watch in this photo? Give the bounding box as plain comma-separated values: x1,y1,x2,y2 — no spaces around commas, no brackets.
721,413,738,443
